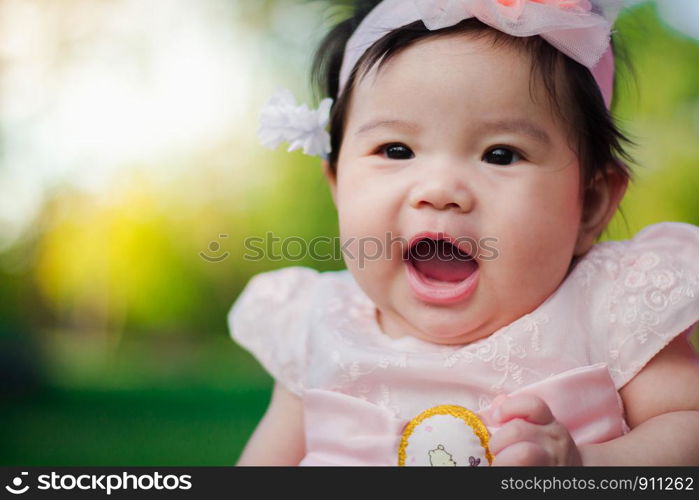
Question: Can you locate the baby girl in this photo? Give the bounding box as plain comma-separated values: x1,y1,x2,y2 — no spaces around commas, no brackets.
230,0,699,466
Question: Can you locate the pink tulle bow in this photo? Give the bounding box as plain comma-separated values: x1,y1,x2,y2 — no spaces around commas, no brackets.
418,0,593,26
343,0,619,100
497,0,592,20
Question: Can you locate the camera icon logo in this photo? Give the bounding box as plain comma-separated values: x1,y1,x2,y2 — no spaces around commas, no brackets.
5,472,29,495
199,234,230,263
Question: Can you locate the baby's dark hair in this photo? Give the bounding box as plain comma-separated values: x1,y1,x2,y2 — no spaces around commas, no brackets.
310,0,634,210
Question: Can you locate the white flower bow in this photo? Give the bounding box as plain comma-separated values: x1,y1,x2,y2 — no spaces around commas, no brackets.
257,88,333,158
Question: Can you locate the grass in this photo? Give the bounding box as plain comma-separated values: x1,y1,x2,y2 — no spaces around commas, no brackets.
0,386,270,466
0,332,274,465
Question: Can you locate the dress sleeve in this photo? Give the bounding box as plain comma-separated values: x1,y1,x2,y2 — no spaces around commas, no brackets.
227,266,321,396
584,222,699,389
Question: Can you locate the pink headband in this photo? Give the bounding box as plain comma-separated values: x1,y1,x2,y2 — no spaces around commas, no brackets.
340,0,620,108
258,0,622,158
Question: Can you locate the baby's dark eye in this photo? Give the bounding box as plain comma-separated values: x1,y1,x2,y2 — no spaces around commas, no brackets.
482,147,522,165
379,143,414,160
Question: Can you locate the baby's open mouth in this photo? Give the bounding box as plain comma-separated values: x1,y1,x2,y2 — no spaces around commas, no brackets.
407,238,478,282
404,235,480,304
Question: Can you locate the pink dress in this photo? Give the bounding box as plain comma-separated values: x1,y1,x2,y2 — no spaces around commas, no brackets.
228,222,699,466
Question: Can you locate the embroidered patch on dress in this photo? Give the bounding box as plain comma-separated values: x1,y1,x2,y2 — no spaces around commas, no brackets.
398,405,493,466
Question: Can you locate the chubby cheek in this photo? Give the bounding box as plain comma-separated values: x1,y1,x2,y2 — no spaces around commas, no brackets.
336,178,398,289
339,227,398,313
491,169,582,293
336,166,400,223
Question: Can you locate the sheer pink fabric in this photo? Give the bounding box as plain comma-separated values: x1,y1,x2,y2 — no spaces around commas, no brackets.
229,222,699,466
338,0,622,106
300,363,625,466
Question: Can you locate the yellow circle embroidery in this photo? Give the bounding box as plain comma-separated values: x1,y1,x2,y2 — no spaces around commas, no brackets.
398,404,493,466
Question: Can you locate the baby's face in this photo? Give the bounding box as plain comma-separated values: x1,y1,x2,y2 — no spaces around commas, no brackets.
327,33,585,345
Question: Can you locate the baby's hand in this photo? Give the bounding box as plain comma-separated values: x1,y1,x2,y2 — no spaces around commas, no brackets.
488,395,582,466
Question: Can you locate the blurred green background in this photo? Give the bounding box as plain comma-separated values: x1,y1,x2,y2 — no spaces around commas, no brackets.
1,0,698,465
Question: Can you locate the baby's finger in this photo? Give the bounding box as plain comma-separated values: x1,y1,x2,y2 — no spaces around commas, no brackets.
494,394,554,425
492,441,551,466
489,418,539,456
481,394,508,426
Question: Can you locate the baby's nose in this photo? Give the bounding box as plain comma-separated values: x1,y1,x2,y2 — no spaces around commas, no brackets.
408,181,474,213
